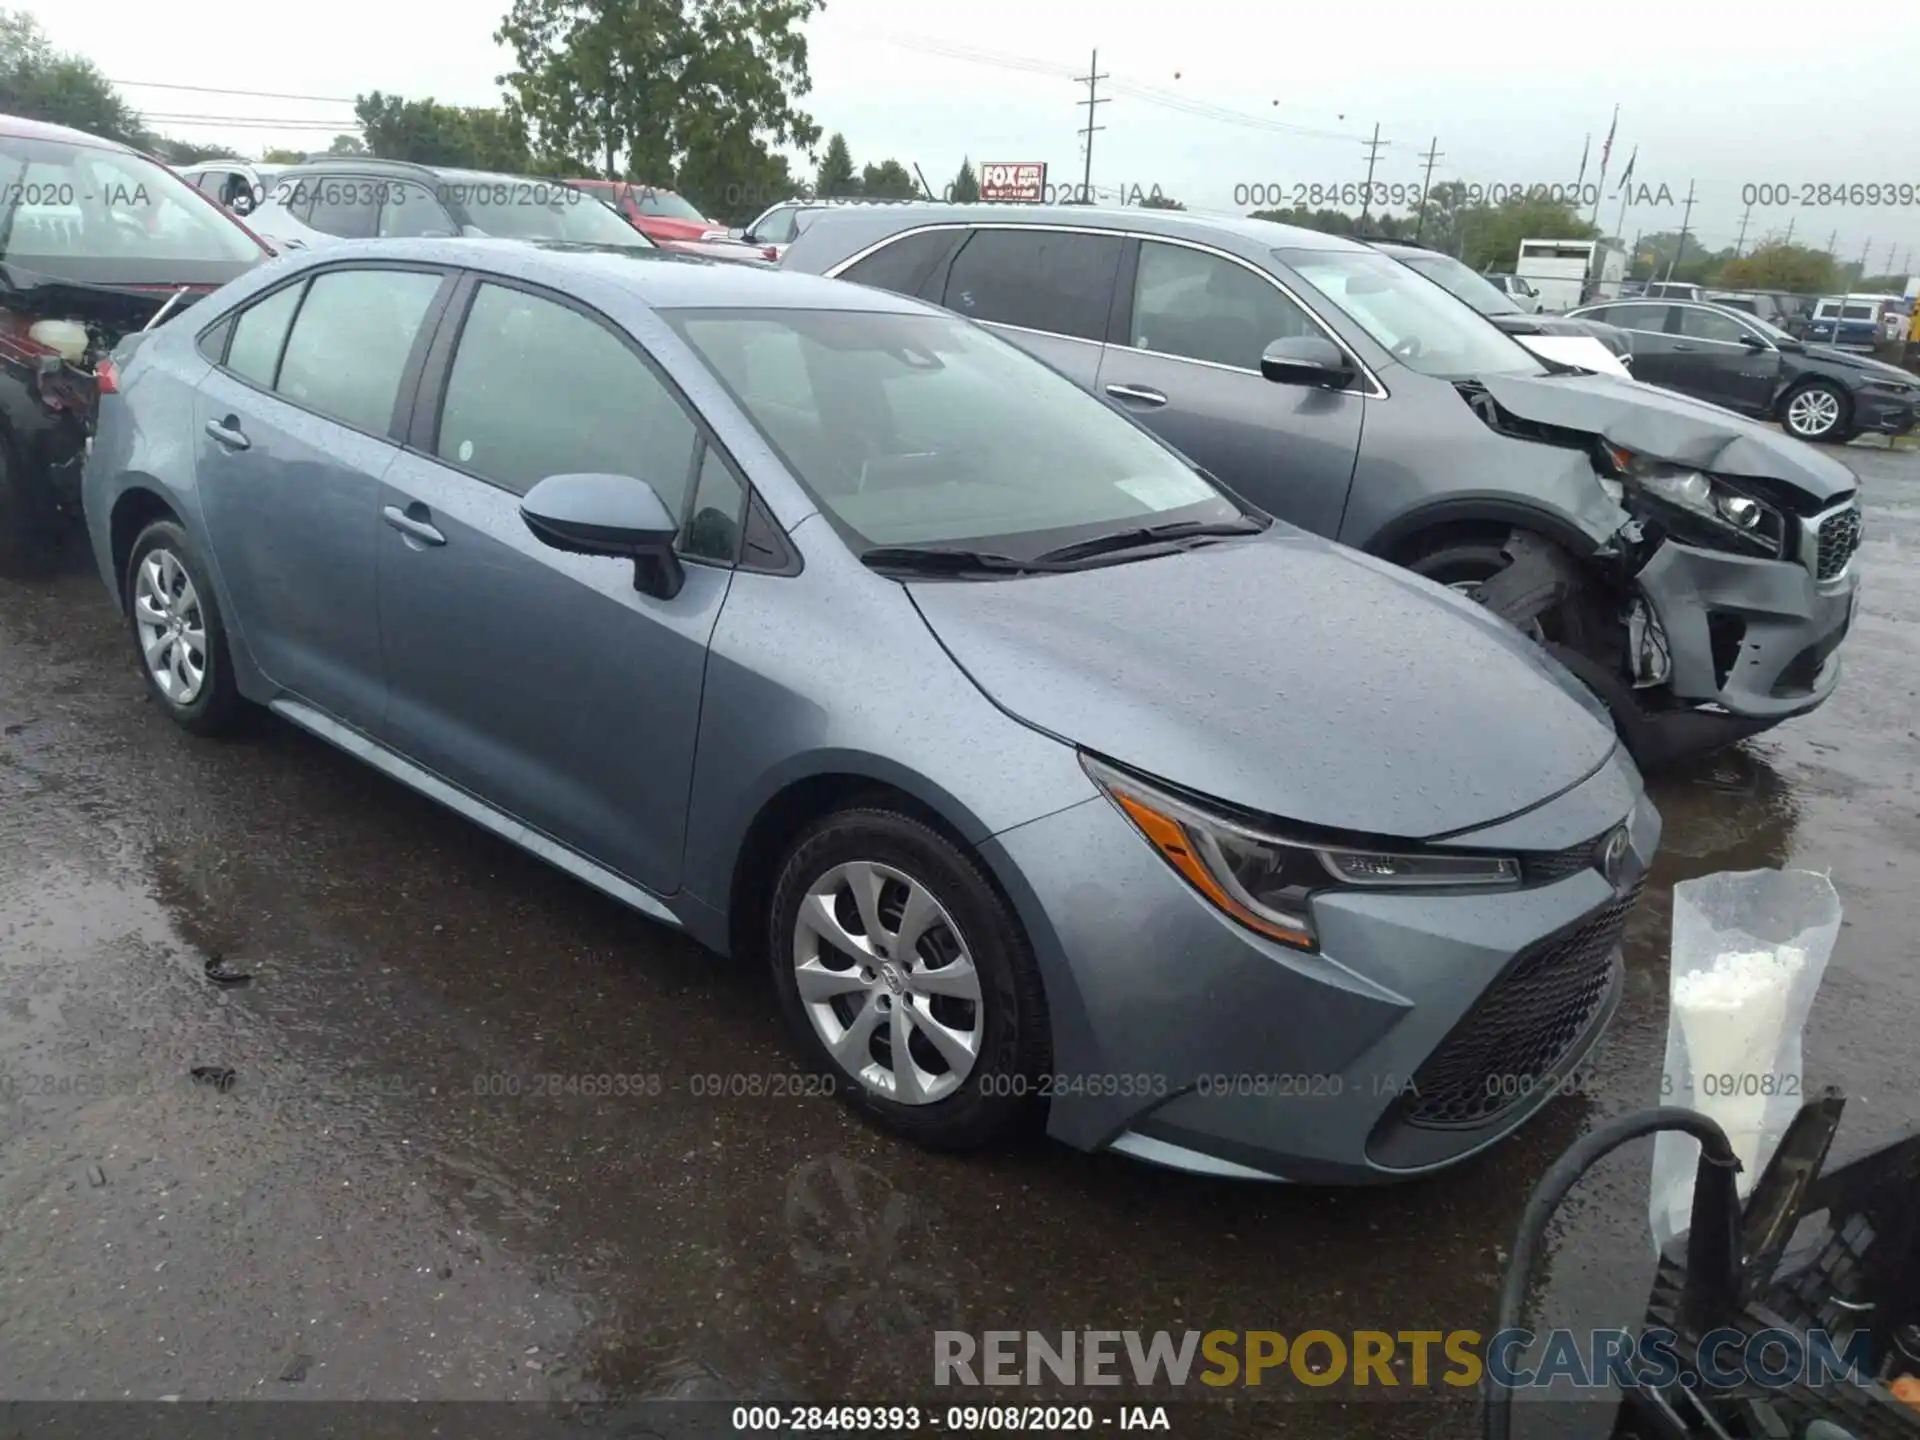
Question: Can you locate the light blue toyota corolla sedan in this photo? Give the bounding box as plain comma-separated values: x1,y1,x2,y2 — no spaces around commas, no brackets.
83,238,1659,1183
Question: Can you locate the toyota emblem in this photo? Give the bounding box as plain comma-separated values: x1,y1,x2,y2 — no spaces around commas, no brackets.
1599,826,1631,888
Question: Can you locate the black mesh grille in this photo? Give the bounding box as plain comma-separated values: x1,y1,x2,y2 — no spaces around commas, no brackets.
1815,505,1862,582
1404,883,1641,1129
1522,840,1600,884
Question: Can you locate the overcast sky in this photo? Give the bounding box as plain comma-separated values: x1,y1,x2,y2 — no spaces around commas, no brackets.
24,0,1920,269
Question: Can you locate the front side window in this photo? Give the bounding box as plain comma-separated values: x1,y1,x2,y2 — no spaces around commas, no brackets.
670,308,1238,553
275,268,443,432
1592,303,1673,332
1284,247,1544,379
752,206,798,244
378,181,458,238
679,447,747,562
941,228,1121,342
435,282,697,503
1131,241,1316,371
303,178,381,240
452,185,656,249
1678,308,1755,344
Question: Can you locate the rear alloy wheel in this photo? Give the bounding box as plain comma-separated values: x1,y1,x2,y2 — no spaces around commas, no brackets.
125,520,243,736
769,808,1049,1149
1781,381,1851,444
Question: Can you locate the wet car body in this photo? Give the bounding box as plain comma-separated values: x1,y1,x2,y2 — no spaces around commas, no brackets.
780,204,1865,767
0,114,270,573
84,238,1656,1182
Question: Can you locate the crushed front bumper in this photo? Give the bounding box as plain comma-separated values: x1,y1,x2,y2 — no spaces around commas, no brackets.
1636,508,1861,722
1854,390,1917,436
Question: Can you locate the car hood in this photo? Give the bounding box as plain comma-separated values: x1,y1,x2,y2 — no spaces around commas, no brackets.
1478,370,1857,504
908,532,1618,840
1799,342,1920,386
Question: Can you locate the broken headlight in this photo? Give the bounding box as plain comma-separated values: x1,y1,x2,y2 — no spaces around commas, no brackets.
1082,756,1520,952
1605,448,1786,558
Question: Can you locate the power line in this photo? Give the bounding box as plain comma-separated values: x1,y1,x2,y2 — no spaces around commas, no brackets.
111,78,358,105
1073,49,1108,204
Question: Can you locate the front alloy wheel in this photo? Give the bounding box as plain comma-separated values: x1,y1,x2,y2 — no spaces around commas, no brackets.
768,808,1049,1149
1783,383,1846,442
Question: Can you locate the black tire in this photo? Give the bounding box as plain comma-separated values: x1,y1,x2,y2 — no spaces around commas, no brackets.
768,807,1050,1150
123,520,244,736
0,435,53,578
1779,379,1853,444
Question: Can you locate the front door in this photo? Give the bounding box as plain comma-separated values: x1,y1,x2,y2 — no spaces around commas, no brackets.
1095,238,1363,538
376,278,732,895
193,265,451,731
1673,305,1780,414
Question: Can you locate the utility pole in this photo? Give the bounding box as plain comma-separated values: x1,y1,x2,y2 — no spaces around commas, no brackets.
1826,228,1838,256
1858,236,1872,281
1782,215,1795,246
1073,50,1108,206
1885,240,1898,274
1629,228,1643,280
1413,137,1442,242
1357,122,1386,228
1733,201,1752,257
1663,180,1696,284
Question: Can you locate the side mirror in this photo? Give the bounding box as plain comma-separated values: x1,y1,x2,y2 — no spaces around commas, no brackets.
1738,332,1769,351
1260,336,1356,389
521,472,685,599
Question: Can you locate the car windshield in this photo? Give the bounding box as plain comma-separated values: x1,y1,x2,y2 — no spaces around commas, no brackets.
669,307,1242,554
1282,248,1546,379
0,133,266,282
632,188,706,222
1397,252,1522,316
456,184,655,248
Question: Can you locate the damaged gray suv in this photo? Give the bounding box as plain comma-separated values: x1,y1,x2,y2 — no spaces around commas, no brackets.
782,206,1864,766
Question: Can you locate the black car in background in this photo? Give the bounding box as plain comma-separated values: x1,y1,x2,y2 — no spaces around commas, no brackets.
1567,297,1919,444
1368,240,1634,366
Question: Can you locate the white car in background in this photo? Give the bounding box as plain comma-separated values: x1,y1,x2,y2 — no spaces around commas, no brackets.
177,160,289,216
1484,273,1543,313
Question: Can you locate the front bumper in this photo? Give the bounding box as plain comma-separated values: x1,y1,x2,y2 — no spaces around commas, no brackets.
1636,525,1860,722
1854,390,1917,436
980,747,1659,1184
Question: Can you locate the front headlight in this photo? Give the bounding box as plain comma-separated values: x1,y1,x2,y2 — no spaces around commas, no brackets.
1082,756,1520,951
1605,447,1785,557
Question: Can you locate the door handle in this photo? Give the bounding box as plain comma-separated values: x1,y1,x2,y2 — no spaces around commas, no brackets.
1105,383,1169,407
382,504,446,546
1672,343,1698,352
203,416,250,451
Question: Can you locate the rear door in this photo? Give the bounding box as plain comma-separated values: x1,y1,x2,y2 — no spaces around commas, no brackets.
1095,237,1364,537
193,263,454,730
1672,305,1779,413
375,275,735,894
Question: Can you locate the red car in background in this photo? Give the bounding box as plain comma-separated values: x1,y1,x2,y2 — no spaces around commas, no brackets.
569,180,770,259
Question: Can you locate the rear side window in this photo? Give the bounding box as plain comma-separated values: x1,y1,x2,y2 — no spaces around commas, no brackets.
223,281,305,384
941,229,1122,342
304,179,380,239
1596,303,1672,333
275,268,443,432
837,228,959,297
434,282,699,505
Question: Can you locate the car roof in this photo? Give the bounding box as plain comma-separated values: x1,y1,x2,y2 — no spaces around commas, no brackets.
286,236,937,313
0,112,138,152
793,201,1369,252
270,157,580,187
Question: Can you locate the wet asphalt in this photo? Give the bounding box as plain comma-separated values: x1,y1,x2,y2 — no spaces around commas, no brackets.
1,444,1916,1439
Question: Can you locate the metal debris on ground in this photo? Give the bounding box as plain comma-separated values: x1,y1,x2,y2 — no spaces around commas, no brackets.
189,1066,237,1092
203,953,252,986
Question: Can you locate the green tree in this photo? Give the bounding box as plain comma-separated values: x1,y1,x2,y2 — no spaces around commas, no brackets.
145,137,239,165
815,131,858,198
354,92,530,171
1249,206,1360,236
1456,196,1596,272
0,11,141,143
495,0,822,185
327,132,367,155
949,157,979,203
860,159,919,200
1715,243,1839,294
1137,192,1186,210
677,118,802,224
261,147,307,165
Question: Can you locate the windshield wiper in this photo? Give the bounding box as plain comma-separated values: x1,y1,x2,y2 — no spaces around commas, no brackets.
1030,517,1267,566
858,545,1075,577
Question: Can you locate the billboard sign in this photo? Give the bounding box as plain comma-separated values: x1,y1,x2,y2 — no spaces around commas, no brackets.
979,162,1047,203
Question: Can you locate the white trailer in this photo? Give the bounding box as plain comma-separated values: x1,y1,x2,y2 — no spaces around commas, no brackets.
1515,238,1626,312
